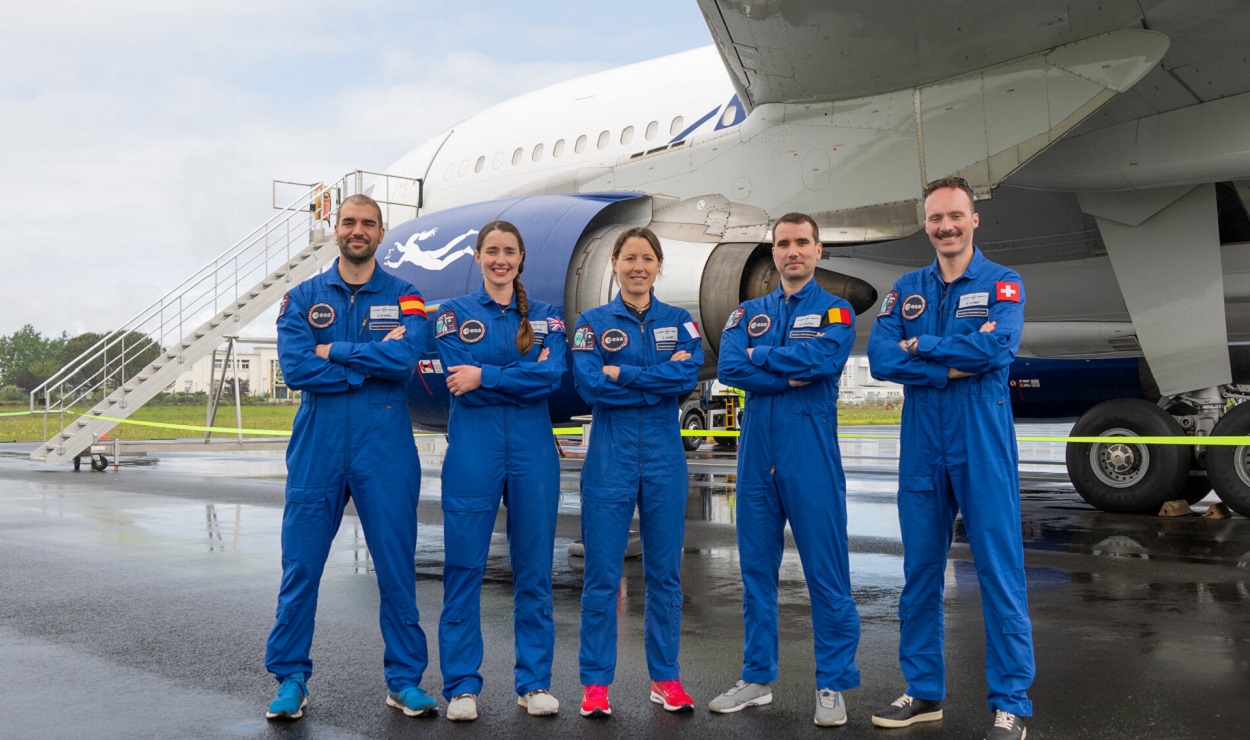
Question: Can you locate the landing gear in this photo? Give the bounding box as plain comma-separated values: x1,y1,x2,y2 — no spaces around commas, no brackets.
1203,402,1250,517
1065,399,1189,514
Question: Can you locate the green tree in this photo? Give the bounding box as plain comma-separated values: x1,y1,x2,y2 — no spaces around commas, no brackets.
0,325,66,388
49,331,161,400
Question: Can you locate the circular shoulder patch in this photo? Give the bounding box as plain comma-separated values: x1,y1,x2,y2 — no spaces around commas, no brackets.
600,327,629,352
746,313,772,338
901,294,927,321
307,302,336,329
459,318,486,343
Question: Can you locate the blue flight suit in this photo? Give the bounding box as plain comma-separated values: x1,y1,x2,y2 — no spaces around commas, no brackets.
433,287,568,700
266,259,429,692
571,293,702,685
718,278,862,691
866,247,1035,716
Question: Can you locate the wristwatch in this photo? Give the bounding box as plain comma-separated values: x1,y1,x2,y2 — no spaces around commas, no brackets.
905,337,919,355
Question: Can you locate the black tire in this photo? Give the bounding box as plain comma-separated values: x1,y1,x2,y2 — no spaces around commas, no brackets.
1065,399,1189,514
681,408,704,452
91,454,108,472
1204,402,1250,517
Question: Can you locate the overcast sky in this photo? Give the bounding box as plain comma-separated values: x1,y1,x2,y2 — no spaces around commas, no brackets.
0,1,712,338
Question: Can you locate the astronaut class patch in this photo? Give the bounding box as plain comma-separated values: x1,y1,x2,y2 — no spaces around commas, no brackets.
725,307,745,329
572,326,596,351
878,291,898,317
307,302,336,329
434,311,458,338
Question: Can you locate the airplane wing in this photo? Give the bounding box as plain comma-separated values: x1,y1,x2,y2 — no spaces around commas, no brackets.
696,0,1146,110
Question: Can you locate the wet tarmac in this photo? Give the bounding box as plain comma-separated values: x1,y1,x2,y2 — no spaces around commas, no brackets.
1,423,1247,739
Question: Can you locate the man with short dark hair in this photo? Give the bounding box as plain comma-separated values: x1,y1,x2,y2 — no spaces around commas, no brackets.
867,177,1034,740
711,212,861,727
264,193,438,720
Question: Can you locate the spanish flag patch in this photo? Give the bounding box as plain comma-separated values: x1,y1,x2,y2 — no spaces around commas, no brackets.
827,307,853,325
399,295,426,317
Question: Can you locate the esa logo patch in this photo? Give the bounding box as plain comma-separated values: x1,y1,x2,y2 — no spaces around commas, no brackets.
434,310,458,339
725,307,745,330
746,314,772,337
459,319,486,343
572,325,596,351
901,294,926,320
308,302,336,329
600,327,629,352
878,291,898,317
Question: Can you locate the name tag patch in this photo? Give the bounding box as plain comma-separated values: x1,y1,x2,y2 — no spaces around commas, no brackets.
369,321,400,331
959,292,989,308
371,305,400,320
793,314,822,329
530,320,549,335
955,307,990,319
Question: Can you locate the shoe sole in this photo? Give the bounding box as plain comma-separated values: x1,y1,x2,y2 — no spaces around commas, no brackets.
517,696,559,716
579,707,612,718
708,693,773,714
385,695,437,717
871,708,943,728
814,714,849,727
265,696,307,721
650,692,694,712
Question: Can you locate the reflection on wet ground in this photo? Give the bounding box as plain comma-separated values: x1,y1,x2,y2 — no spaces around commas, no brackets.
2,422,1249,739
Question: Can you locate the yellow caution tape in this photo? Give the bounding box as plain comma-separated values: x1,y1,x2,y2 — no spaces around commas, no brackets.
0,410,34,417
76,413,293,437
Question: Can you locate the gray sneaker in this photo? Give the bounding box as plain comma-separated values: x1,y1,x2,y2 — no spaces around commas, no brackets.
814,689,847,727
708,680,773,713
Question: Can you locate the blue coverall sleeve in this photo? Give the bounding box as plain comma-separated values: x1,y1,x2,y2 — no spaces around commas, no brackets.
277,290,364,393
572,320,654,407
477,316,569,402
750,319,854,382
614,317,703,395
326,304,426,382
866,293,950,388
717,308,792,395
915,280,1025,374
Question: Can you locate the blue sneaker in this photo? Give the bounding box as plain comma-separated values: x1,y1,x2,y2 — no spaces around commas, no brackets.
386,686,438,717
265,674,308,721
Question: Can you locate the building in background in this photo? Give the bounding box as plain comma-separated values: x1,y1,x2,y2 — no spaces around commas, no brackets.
839,356,903,404
170,339,290,399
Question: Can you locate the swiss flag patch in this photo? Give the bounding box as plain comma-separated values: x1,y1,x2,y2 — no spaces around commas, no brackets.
996,282,1021,303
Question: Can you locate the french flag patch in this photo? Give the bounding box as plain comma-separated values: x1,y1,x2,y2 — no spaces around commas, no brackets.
996,282,1021,303
683,321,701,339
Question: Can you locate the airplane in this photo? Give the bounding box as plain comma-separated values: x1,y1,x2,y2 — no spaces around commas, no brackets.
358,1,1250,520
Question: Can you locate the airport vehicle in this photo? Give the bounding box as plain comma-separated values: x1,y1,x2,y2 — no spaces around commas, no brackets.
678,381,743,452
33,2,1250,519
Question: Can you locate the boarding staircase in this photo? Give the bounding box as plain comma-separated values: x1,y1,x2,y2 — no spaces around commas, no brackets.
28,170,422,464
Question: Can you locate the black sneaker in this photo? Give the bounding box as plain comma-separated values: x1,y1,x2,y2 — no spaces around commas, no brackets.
985,710,1027,739
871,693,943,728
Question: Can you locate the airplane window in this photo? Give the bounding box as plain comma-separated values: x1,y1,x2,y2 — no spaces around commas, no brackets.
532,143,544,161
720,106,737,127
444,162,455,180
475,156,485,174
458,159,469,177
512,147,523,165
554,139,566,157
492,152,503,169
670,116,684,136
621,126,634,145
575,135,587,153
646,121,658,140
597,130,610,149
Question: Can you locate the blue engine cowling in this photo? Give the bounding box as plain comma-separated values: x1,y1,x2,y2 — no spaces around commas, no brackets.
377,193,644,431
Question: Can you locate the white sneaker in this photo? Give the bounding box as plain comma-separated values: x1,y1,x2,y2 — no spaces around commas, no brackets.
447,693,478,721
518,689,560,716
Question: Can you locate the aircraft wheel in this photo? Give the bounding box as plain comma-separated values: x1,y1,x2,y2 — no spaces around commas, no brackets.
681,408,704,452
1204,402,1250,517
1065,399,1189,513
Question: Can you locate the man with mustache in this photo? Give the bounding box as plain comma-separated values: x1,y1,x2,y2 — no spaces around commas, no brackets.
711,212,861,728
264,194,438,721
866,177,1034,740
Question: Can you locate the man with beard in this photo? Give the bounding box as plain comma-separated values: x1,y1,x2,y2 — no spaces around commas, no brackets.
866,177,1034,740
264,194,438,720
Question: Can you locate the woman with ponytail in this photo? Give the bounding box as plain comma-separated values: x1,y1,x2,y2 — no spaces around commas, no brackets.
433,220,568,721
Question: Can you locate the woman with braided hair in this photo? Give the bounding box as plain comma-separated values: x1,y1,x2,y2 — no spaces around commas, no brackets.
433,219,568,721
